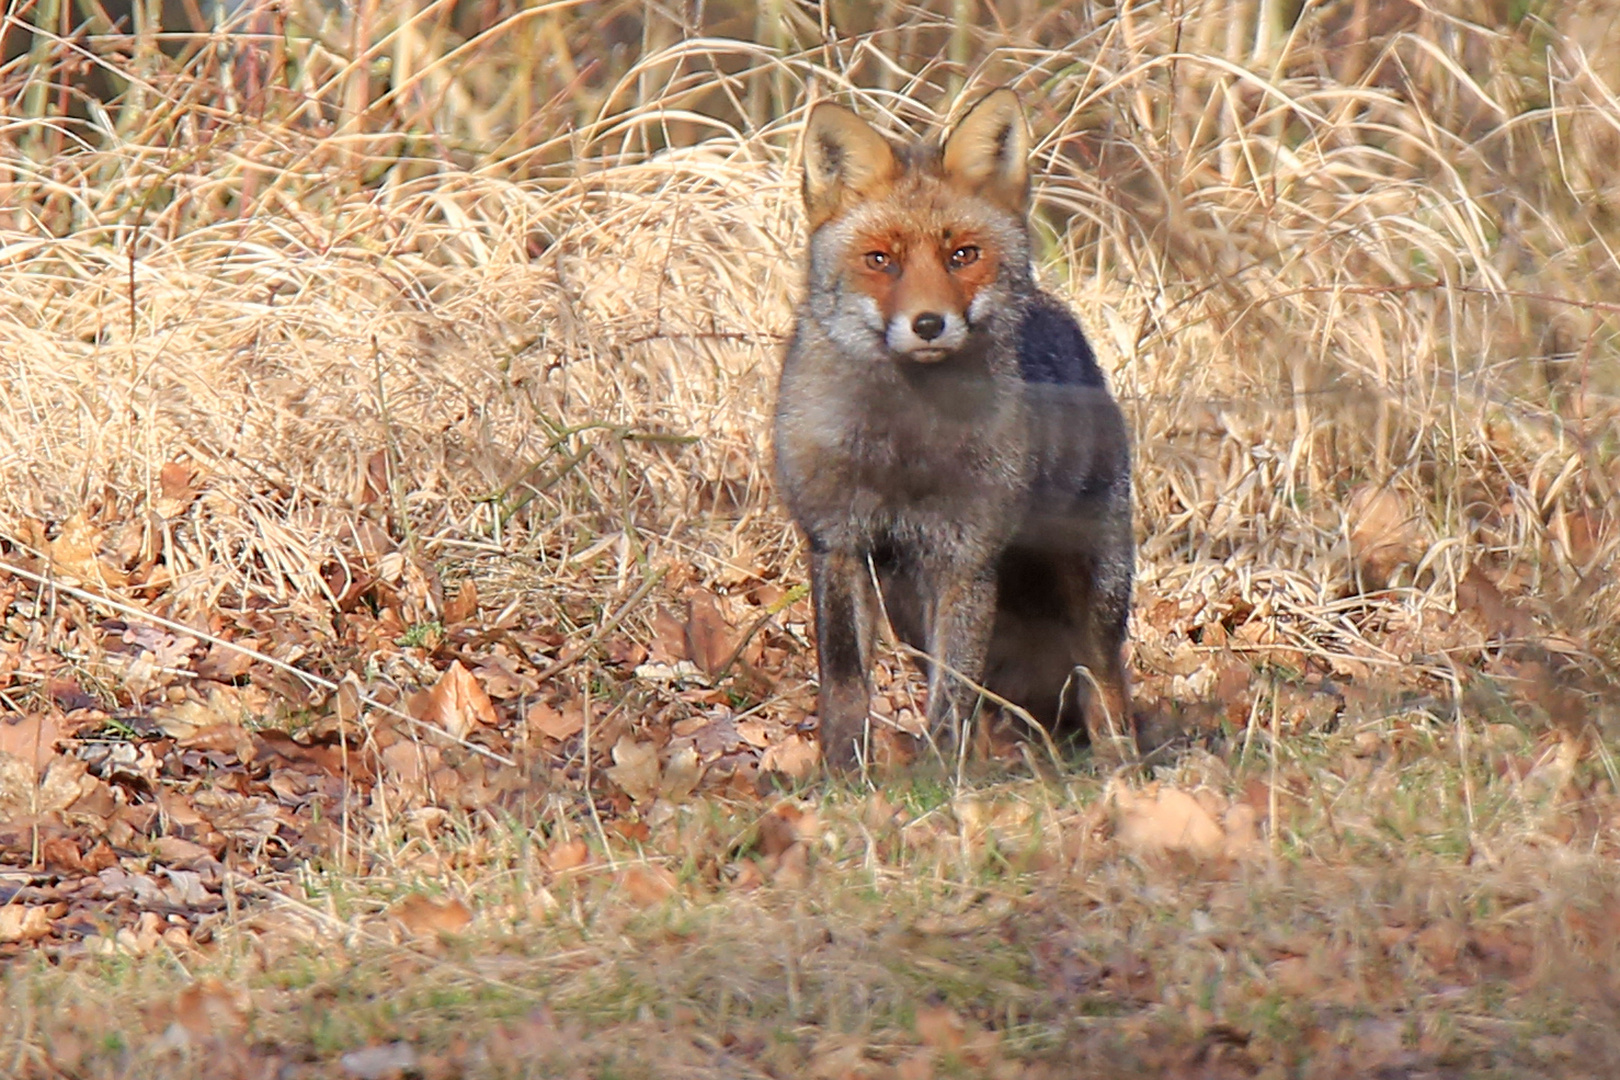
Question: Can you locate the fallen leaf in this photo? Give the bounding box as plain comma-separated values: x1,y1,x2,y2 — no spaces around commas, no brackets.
618,864,678,906
48,510,127,586
915,1002,967,1052
660,743,704,801
1112,783,1230,859
735,717,773,748
357,450,391,510
156,461,203,518
686,590,735,675
178,724,255,765
444,578,479,625
168,978,249,1041
544,839,590,873
43,676,98,712
758,802,819,858
647,607,689,664
152,835,219,866
761,734,819,780
0,905,53,943
1347,483,1424,588
1456,564,1532,639
605,734,660,805
409,661,499,740
0,712,63,776
195,642,255,681
528,698,585,742
389,894,473,937
896,1049,937,1080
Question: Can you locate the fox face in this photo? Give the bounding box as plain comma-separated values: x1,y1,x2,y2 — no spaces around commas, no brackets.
800,90,1035,365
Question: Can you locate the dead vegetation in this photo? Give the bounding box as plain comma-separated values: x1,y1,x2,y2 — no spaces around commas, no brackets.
1,1,1619,1077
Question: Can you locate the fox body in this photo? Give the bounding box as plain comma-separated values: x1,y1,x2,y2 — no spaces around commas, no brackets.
774,89,1135,769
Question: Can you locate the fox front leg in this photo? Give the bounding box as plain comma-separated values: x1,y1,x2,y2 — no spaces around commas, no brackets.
922,562,998,747
810,544,879,770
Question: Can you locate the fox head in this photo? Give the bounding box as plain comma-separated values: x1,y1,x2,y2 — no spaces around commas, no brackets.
800,89,1035,364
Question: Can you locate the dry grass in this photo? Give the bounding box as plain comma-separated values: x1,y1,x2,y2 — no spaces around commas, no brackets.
2,0,1620,1076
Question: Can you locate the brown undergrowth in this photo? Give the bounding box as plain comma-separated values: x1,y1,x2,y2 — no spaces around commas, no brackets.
1,1,1619,1077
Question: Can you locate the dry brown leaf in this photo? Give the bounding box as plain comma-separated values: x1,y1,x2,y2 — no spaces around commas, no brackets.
43,676,98,713
685,590,735,675
760,733,819,780
0,711,63,776
606,636,648,667
1268,955,1326,996
896,1049,937,1080
660,742,704,801
771,841,811,888
727,860,766,891
618,864,678,907
758,802,819,858
528,698,585,742
444,578,479,625
48,510,127,586
156,461,203,518
915,1002,967,1052
647,607,688,665
735,717,773,748
1415,919,1466,971
1113,783,1229,859
195,641,255,681
341,1041,419,1080
390,893,474,937
544,838,590,873
178,723,256,765
605,734,660,805
409,661,499,740
167,978,250,1041
0,905,54,943
1456,564,1532,639
380,741,429,784
152,835,219,865
38,756,96,813
873,726,918,769
471,654,533,699
358,448,391,509
1346,483,1424,588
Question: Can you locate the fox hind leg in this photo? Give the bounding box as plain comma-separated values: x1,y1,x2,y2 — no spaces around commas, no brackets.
1071,548,1135,761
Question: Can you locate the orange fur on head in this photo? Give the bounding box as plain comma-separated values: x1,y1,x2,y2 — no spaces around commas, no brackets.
846,224,1001,330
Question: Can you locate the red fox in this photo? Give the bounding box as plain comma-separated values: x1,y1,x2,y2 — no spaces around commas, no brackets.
773,89,1135,770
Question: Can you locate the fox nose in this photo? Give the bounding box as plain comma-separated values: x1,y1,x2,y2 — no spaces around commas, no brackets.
912,312,945,341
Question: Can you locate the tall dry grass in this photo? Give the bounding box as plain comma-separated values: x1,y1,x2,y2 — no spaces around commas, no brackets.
0,0,1616,705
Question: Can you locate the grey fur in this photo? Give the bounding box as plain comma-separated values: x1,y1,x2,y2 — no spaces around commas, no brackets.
774,93,1135,770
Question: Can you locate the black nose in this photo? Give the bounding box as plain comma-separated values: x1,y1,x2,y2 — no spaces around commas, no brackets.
912,312,945,341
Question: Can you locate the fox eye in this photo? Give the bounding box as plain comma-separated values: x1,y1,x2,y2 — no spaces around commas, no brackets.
948,245,981,269
864,251,893,271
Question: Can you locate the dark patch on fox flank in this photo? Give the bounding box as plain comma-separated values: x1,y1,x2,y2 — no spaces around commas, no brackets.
1017,295,1104,387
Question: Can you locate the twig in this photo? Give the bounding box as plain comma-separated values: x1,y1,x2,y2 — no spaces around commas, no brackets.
532,565,668,683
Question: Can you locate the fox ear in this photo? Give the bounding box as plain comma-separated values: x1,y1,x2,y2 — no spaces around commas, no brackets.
941,88,1030,213
802,103,899,230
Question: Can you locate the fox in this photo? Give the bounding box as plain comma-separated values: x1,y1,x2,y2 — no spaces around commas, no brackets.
773,88,1136,771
